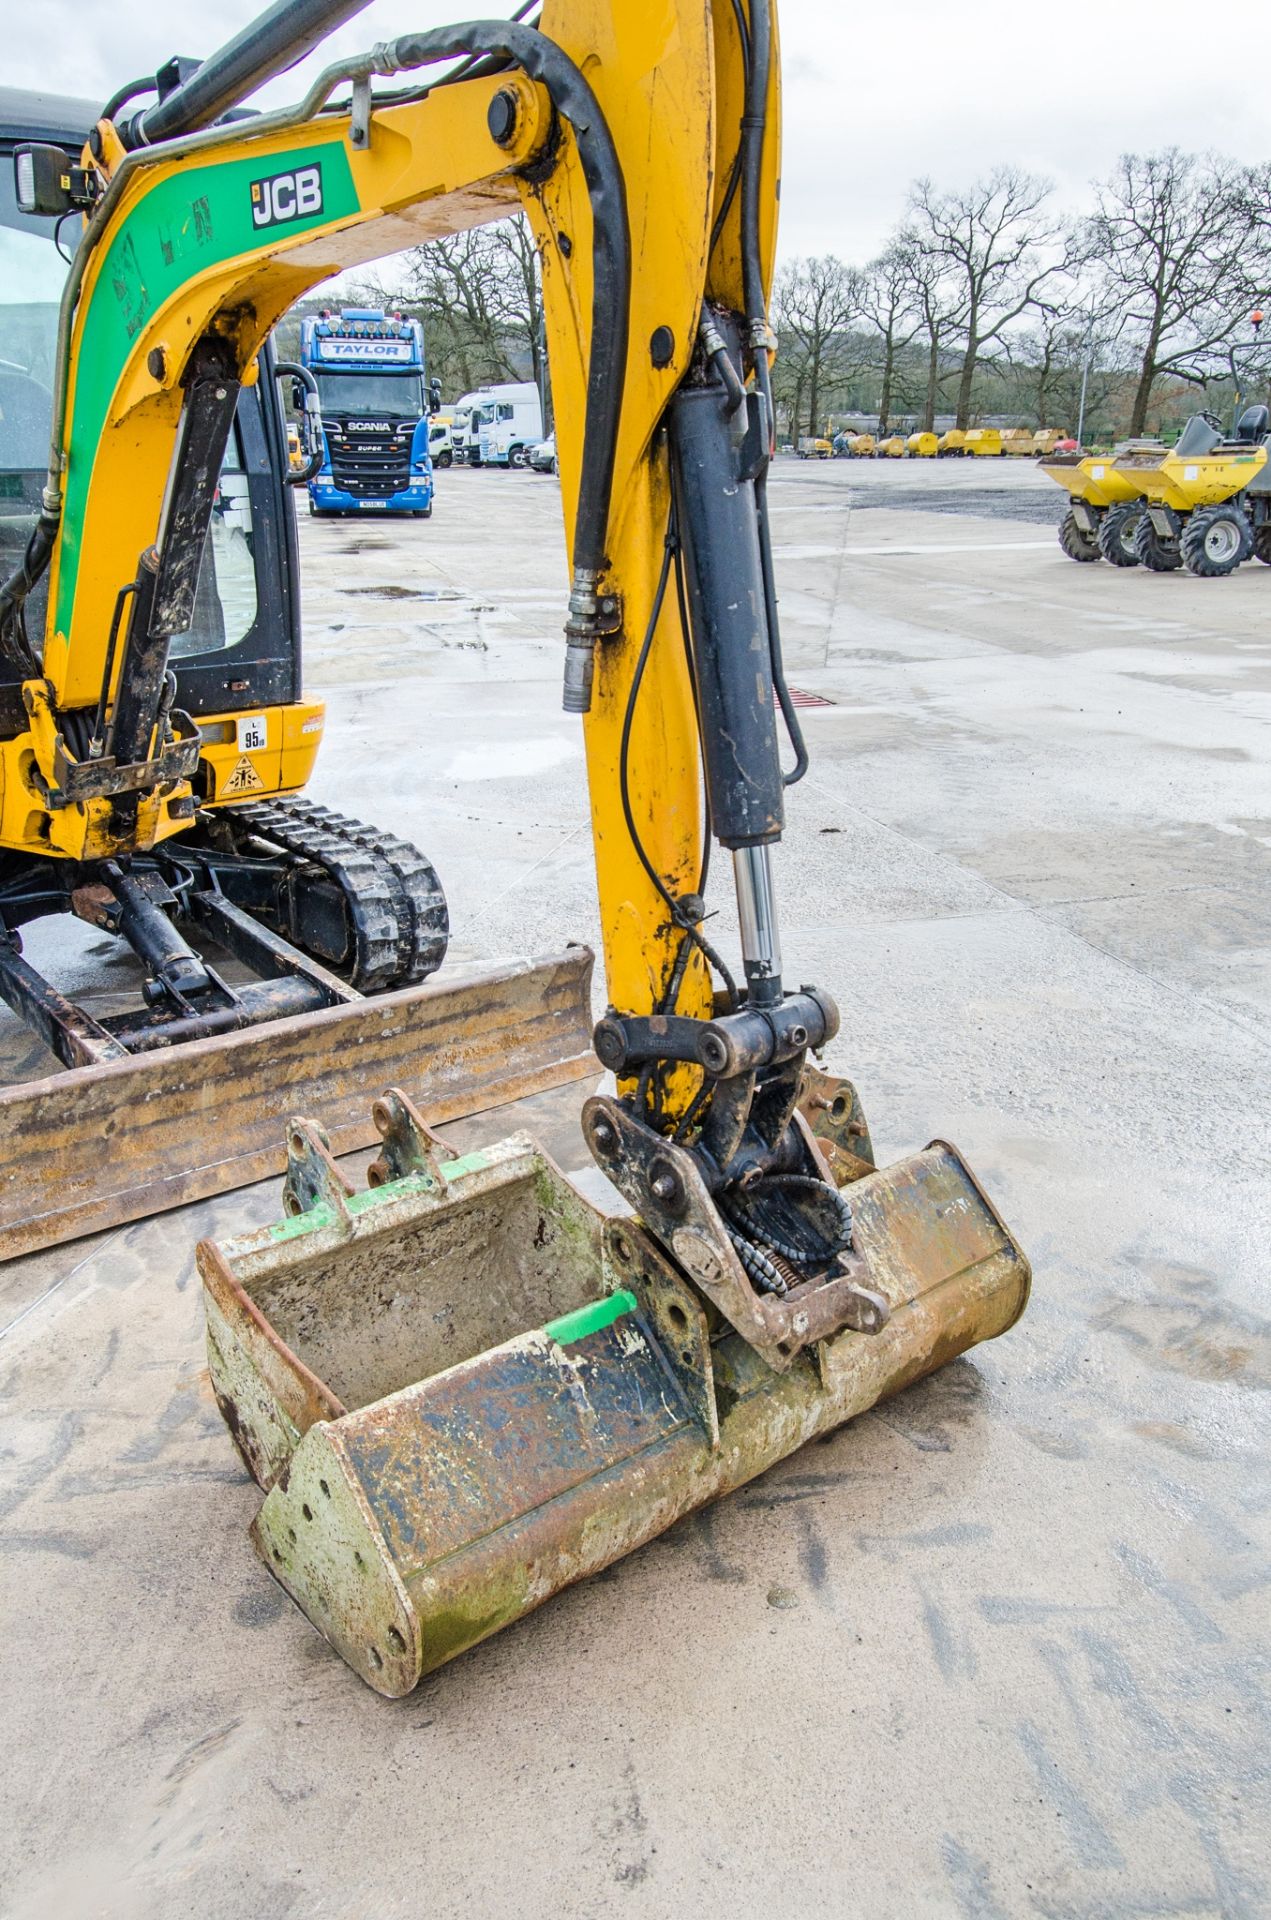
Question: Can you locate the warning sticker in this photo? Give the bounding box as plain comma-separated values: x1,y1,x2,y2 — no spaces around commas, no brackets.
223,755,265,795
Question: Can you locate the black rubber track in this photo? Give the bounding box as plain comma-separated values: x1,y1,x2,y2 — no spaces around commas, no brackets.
212,797,448,991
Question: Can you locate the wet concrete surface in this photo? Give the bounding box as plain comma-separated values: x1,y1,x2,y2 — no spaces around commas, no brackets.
2,456,1269,1917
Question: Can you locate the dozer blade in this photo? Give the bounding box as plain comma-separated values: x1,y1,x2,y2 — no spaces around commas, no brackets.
0,949,596,1261
200,1084,1030,1696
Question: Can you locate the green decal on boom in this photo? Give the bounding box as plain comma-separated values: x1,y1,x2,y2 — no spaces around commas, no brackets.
55,139,358,640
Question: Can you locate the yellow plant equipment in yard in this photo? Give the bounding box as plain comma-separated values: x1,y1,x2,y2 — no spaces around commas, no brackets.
1040,449,1154,565
1111,408,1271,575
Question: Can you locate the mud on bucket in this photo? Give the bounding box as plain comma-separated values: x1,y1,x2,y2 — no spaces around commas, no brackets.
199,1085,1029,1696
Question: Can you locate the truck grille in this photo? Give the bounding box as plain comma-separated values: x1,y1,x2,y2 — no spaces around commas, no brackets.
329,438,412,499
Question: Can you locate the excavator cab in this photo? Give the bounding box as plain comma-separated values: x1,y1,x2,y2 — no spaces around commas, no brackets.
1,90,305,780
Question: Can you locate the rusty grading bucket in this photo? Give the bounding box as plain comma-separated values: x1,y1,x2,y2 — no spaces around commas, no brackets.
0,949,596,1259
200,1082,1030,1696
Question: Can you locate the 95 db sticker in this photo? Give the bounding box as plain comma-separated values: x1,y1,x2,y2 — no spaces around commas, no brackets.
236,714,268,752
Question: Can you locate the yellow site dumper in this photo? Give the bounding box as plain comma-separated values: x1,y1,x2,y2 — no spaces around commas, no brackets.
1040,449,1154,565
1111,408,1271,575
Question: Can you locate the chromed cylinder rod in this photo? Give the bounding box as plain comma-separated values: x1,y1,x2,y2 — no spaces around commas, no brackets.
733,843,782,1005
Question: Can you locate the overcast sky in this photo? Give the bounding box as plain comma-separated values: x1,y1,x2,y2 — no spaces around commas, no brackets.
9,0,1270,264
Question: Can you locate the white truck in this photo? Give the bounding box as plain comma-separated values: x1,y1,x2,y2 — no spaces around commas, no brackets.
455,382,543,467
427,414,456,467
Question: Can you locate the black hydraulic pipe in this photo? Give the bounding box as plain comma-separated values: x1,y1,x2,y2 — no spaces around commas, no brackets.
105,863,211,1000
125,0,376,147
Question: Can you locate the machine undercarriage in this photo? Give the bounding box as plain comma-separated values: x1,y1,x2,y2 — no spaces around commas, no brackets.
0,797,448,1066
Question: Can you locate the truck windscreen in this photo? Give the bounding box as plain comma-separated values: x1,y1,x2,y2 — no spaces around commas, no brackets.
314,371,424,418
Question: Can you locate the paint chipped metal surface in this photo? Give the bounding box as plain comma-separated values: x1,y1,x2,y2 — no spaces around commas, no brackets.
201,1085,1029,1695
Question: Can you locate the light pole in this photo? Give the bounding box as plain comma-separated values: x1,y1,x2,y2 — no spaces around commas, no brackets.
1075,297,1097,450
1229,307,1264,435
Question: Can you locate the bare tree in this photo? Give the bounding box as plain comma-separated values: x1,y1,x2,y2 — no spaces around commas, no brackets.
860,243,923,433
898,238,966,433
1076,151,1259,435
1012,300,1127,435
364,217,544,400
772,255,862,436
905,167,1062,429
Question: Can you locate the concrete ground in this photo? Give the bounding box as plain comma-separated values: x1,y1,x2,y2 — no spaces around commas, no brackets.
2,454,1269,1918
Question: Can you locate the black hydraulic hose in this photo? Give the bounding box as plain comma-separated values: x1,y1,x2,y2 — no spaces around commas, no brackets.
426,0,539,91
274,359,325,483
101,76,158,124
735,0,806,785
739,0,773,429
0,512,57,675
125,0,377,146
756,474,808,784
378,22,629,712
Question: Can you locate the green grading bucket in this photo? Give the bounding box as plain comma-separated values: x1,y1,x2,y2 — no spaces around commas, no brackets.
200,1082,1029,1696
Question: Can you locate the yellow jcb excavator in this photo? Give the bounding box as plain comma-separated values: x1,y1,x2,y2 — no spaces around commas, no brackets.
11,0,1031,1692
0,63,596,1257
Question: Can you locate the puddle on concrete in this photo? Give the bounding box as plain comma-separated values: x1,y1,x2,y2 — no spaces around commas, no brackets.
340,584,461,601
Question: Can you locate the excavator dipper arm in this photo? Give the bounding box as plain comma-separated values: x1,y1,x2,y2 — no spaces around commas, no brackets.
3,0,1033,1687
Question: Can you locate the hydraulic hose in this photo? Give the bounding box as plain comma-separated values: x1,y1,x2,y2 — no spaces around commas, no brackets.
4,15,627,714
375,24,630,713
736,0,807,784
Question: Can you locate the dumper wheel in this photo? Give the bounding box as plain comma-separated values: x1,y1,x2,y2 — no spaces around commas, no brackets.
1181,503,1253,577
1097,501,1143,566
1058,509,1101,562
1253,525,1271,565
1132,513,1183,573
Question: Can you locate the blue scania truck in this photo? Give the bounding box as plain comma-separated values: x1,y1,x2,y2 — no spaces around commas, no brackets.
299,307,439,517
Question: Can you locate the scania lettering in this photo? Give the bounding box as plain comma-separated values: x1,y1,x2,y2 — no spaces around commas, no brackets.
299,307,440,517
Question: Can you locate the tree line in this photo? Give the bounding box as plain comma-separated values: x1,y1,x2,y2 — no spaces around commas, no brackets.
774,150,1271,442
334,146,1271,445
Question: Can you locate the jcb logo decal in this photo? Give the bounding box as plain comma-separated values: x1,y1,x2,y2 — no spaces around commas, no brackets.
250,164,323,230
